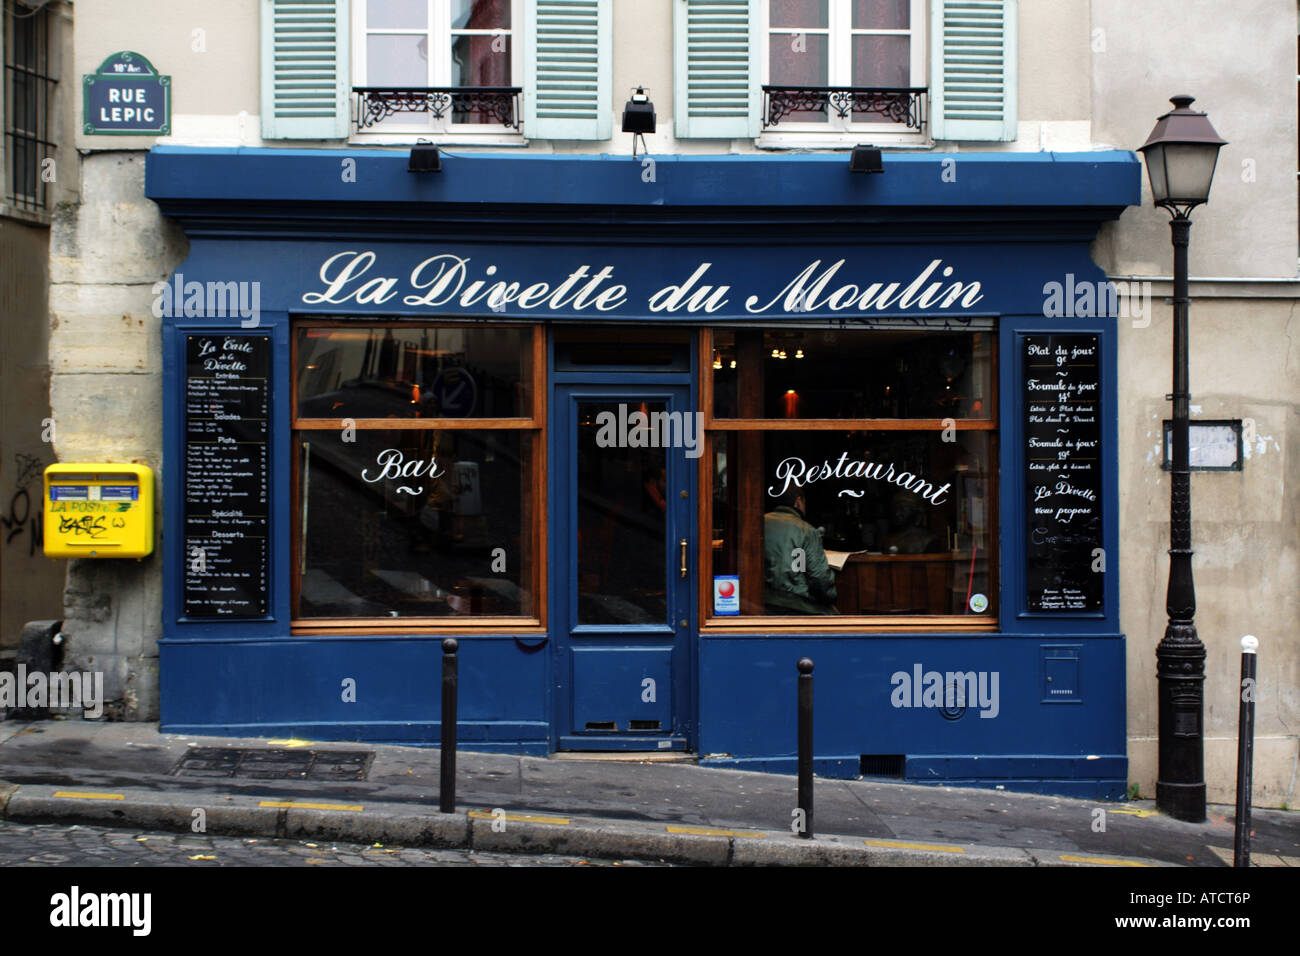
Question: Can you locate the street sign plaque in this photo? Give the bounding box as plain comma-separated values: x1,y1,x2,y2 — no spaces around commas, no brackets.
83,51,170,135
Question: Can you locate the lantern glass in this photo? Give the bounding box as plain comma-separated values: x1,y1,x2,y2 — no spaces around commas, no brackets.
1142,142,1170,204
1157,142,1221,206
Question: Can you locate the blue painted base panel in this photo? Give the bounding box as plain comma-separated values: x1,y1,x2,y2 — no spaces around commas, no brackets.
699,755,1128,800
158,721,550,755
160,634,1127,799
557,735,687,752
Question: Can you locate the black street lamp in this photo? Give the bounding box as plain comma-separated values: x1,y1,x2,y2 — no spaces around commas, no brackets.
1138,95,1226,823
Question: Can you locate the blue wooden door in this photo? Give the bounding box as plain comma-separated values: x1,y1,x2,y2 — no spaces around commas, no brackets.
551,381,696,751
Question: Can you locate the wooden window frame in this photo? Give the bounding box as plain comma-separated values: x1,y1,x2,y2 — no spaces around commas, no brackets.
290,319,547,635
697,326,999,633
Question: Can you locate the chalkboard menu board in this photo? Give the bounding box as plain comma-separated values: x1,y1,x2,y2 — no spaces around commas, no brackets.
1024,334,1103,612
184,335,270,617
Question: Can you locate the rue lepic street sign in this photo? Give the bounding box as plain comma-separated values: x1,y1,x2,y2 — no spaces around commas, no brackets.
83,51,170,135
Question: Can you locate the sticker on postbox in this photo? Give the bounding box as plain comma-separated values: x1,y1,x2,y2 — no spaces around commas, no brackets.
44,463,155,559
100,485,140,501
49,486,90,501
713,575,740,615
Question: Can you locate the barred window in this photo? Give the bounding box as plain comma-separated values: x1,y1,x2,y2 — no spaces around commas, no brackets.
3,0,56,212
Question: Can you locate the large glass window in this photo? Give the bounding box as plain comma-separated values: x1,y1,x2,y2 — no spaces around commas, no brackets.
293,323,541,625
705,327,997,624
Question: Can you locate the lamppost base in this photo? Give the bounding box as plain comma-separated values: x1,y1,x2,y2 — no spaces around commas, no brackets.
1156,780,1207,823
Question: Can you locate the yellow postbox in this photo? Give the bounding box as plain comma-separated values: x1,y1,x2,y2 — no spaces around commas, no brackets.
44,463,155,559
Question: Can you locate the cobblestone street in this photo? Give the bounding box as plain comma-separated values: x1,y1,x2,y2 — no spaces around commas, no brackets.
0,820,664,867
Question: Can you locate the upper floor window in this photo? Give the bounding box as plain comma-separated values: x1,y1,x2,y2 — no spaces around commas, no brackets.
4,0,57,212
762,0,925,139
352,0,521,138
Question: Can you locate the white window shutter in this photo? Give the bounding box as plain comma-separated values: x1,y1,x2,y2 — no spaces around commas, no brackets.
525,0,612,140
261,0,351,140
674,0,761,139
929,0,1017,142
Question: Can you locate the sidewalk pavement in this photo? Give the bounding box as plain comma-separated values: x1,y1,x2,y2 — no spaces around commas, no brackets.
0,720,1296,867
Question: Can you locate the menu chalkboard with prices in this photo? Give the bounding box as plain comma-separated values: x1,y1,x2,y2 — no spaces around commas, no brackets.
184,334,270,617
1023,334,1103,612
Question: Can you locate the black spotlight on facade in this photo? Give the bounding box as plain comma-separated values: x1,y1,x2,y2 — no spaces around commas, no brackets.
622,87,655,158
849,145,884,174
408,140,441,173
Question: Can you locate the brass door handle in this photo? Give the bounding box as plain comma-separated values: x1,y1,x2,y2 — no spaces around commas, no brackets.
680,538,688,578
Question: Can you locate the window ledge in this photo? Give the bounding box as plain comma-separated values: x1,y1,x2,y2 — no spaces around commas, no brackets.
700,619,998,634
348,131,529,148
0,203,52,227
292,620,546,636
755,132,932,151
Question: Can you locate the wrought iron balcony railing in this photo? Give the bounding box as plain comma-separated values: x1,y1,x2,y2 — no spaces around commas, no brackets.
353,87,522,130
762,86,926,131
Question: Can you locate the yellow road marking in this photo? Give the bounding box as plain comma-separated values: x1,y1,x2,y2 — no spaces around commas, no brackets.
266,738,314,748
259,800,363,812
666,825,766,839
1058,854,1153,867
468,810,570,825
1111,807,1160,818
1207,845,1298,867
53,791,124,801
864,838,966,854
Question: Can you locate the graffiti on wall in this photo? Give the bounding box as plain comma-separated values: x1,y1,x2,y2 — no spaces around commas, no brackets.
2,453,46,556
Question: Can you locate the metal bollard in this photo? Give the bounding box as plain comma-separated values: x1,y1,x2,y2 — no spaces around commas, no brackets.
797,657,814,839
440,638,459,814
1233,635,1257,867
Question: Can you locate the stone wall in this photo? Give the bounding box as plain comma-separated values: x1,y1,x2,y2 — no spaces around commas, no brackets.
47,151,187,720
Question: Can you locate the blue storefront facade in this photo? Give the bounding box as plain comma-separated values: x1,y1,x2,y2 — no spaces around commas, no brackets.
147,146,1139,798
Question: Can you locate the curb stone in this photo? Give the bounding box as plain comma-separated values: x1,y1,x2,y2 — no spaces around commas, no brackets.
4,792,281,838
471,816,731,866
283,807,469,849
0,783,1175,867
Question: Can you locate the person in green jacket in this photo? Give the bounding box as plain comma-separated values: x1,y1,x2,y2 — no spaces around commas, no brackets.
763,487,838,615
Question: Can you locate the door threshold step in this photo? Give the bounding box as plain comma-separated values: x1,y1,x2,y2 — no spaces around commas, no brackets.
551,752,699,764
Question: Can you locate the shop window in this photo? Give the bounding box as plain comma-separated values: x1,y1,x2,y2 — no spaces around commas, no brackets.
292,323,542,626
761,0,926,140
705,327,997,625
352,0,522,137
